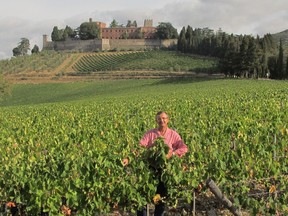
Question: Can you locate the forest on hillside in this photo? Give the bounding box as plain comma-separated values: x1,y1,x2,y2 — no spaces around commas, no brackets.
177,26,288,79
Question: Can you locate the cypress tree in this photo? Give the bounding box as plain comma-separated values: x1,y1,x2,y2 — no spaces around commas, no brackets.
177,27,186,52
246,37,258,78
268,56,278,79
239,36,249,76
276,39,284,79
185,25,193,52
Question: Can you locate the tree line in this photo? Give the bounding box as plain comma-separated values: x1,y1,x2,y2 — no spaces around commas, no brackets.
177,26,288,79
12,38,40,57
9,20,288,80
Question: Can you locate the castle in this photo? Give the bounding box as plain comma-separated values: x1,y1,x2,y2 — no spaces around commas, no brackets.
96,18,156,39
42,19,177,52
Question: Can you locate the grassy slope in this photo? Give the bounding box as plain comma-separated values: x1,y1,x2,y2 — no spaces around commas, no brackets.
0,79,156,106
1,78,286,107
0,50,219,83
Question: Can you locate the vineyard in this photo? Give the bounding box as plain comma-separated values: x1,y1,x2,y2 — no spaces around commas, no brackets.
0,79,287,215
0,50,219,83
0,51,71,75
71,51,217,74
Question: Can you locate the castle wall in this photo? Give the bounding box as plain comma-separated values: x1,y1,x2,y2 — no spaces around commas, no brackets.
42,38,178,52
108,39,177,50
46,39,103,52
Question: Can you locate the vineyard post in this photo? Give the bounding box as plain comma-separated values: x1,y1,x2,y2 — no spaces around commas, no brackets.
273,134,278,202
146,204,149,216
206,178,242,216
193,191,196,216
230,133,236,150
273,134,277,161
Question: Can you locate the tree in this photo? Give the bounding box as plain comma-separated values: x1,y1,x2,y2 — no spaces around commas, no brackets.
219,35,239,76
135,29,144,39
126,20,132,27
51,26,63,41
240,36,258,77
12,47,21,57
12,38,30,57
155,22,178,39
126,20,137,27
268,56,278,79
51,25,76,41
276,39,284,79
132,20,137,27
110,19,119,28
31,45,40,54
177,27,186,52
185,25,193,52
120,31,129,39
79,22,100,40
63,25,76,40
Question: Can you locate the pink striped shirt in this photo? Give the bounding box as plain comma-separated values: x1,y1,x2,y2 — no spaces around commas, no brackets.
140,128,188,157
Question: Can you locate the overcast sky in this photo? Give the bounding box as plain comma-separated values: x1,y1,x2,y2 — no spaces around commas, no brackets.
0,0,287,60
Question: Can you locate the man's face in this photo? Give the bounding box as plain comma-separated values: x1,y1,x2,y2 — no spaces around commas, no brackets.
156,112,169,128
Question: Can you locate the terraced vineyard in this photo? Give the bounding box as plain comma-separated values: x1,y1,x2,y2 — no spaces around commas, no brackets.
71,51,218,74
0,79,287,215
0,51,71,75
0,50,219,83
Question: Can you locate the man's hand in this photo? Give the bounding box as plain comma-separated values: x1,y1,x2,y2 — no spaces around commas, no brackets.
166,150,173,159
122,158,129,166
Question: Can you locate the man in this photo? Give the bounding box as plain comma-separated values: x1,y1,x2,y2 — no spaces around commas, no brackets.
140,111,188,158
138,111,188,216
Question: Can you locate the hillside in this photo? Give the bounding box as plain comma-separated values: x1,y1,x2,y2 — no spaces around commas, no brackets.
272,29,288,42
272,29,288,51
0,50,220,84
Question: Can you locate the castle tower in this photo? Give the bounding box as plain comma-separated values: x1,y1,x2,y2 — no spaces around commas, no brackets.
43,34,48,48
144,19,153,27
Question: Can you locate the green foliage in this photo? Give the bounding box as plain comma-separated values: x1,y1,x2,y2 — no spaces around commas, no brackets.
276,39,284,79
0,79,288,214
146,137,170,170
177,27,186,52
31,45,40,54
52,25,76,41
155,22,178,39
109,19,119,28
126,20,137,27
73,51,218,73
0,50,70,74
12,38,30,57
79,22,100,40
177,26,288,78
51,26,63,41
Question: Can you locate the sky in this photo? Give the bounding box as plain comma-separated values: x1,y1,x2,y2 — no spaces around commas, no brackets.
0,0,287,60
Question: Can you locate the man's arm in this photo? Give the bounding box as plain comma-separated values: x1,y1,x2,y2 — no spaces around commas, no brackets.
139,129,156,147
171,131,188,157
173,139,188,157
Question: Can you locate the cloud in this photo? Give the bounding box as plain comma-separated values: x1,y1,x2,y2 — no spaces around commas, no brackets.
0,0,287,60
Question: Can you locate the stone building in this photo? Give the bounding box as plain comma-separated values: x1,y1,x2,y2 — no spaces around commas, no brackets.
42,18,177,52
91,18,157,39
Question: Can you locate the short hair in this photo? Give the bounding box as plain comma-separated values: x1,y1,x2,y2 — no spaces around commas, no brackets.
155,111,169,119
